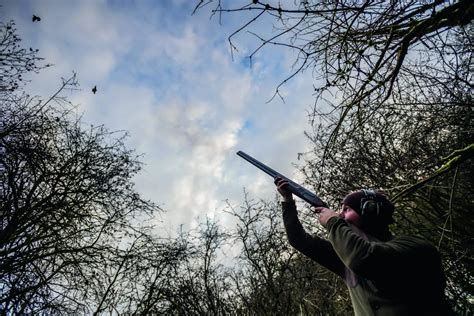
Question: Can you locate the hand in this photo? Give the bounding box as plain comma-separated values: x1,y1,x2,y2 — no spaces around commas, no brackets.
274,177,293,202
314,207,339,228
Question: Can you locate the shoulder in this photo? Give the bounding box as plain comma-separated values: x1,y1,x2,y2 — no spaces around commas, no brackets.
390,235,435,248
386,235,440,259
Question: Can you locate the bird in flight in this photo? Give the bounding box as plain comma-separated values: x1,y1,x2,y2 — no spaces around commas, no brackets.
92,86,97,94
32,15,41,22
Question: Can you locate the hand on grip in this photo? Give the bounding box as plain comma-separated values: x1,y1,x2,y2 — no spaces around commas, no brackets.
274,177,293,202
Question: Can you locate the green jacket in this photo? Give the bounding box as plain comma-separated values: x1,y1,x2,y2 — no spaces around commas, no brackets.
282,201,451,315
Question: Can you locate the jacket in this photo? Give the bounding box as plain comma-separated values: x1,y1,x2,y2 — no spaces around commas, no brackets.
282,200,452,315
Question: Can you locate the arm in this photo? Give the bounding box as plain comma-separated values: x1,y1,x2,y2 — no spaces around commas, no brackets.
282,200,345,277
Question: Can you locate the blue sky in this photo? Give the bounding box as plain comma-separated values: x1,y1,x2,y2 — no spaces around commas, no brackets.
2,0,319,233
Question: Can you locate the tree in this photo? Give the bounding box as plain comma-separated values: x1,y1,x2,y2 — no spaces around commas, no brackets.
195,0,472,144
159,219,234,315
0,77,166,312
223,194,352,314
0,20,50,95
0,21,169,313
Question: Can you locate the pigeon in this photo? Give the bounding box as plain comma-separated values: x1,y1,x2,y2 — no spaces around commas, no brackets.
32,15,41,22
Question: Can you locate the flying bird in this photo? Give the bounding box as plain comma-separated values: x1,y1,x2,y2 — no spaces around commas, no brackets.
92,86,97,94
32,15,41,22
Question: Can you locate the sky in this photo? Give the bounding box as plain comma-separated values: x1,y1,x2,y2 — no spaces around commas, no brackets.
2,0,319,234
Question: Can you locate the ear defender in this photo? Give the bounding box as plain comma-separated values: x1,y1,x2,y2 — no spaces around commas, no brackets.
360,189,381,219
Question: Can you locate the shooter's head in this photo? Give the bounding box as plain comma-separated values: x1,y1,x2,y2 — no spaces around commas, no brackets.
341,189,395,240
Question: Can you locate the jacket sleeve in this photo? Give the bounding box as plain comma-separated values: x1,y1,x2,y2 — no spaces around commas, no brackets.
282,200,345,277
326,216,443,284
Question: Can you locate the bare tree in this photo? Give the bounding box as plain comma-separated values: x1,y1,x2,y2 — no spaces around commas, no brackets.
0,78,166,312
223,194,351,314
159,218,233,315
195,0,472,144
0,20,172,313
0,20,50,95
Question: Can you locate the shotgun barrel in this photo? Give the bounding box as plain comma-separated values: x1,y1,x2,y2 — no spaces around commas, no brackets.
237,151,327,207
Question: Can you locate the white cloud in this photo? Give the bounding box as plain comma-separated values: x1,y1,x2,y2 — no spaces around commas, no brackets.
3,0,318,235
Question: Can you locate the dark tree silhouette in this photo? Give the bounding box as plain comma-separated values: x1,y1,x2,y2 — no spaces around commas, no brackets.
195,0,473,145
0,19,168,314
0,76,165,312
0,21,50,96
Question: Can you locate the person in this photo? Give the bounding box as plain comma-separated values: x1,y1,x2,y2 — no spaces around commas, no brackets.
274,177,452,315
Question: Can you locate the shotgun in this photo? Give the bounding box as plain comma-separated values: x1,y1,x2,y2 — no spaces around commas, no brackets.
236,151,327,207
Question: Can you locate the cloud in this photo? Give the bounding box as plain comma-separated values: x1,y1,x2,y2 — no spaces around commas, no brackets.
3,0,318,235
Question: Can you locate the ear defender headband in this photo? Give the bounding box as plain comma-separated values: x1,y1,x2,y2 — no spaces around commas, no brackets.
360,189,381,219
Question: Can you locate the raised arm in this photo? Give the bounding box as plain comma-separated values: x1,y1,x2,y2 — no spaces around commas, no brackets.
276,178,345,277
